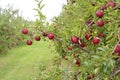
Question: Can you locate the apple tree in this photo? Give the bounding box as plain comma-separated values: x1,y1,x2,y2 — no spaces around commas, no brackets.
0,6,32,55
22,0,120,79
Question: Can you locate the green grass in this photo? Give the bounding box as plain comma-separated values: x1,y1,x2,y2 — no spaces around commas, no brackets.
0,41,56,80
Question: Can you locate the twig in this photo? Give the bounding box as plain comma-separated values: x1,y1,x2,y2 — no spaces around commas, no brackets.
85,20,94,28
110,69,120,78
73,70,81,80
55,38,62,42
113,5,120,10
39,30,90,53
75,44,90,54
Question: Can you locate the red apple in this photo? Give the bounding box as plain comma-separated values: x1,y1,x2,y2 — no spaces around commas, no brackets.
107,1,116,8
26,40,32,45
96,10,104,18
86,19,93,25
68,47,73,50
92,37,100,44
97,20,104,27
75,59,80,67
101,5,107,10
85,34,91,40
48,33,54,40
80,43,87,47
42,31,47,36
22,29,28,34
98,33,105,37
71,36,79,43
114,45,120,53
35,36,41,41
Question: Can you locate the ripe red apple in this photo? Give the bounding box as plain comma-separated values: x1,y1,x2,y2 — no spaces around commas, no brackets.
75,59,80,67
22,29,28,34
35,36,41,41
42,31,47,36
101,5,107,10
86,19,93,25
114,45,120,53
98,33,105,37
80,43,87,47
96,10,104,18
97,20,104,27
26,40,32,45
85,34,91,40
107,1,116,8
68,47,73,50
48,33,54,40
92,37,100,44
71,36,79,43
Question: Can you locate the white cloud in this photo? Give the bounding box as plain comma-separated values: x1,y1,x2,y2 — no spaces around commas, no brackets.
0,0,67,21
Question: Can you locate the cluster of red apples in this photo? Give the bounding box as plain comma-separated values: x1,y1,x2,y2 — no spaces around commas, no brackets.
21,29,55,45
21,1,119,63
69,1,116,48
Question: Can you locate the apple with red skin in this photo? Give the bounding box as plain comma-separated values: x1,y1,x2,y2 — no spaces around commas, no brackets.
114,45,120,53
107,1,116,8
42,31,47,36
71,36,79,44
80,43,87,47
86,19,93,25
22,29,28,34
48,33,54,40
68,47,73,50
35,36,41,41
26,40,32,45
96,10,104,18
92,37,100,44
97,20,104,27
85,34,91,40
75,59,80,67
98,33,105,37
101,5,107,10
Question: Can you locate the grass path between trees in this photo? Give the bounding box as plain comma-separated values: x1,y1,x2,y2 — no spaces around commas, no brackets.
0,41,56,80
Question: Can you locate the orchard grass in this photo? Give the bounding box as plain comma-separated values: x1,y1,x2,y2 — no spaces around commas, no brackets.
0,40,57,80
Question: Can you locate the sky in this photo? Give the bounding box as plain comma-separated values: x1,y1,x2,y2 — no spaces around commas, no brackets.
0,0,67,21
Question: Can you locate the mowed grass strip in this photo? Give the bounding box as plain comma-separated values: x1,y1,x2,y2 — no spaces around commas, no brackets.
0,41,56,80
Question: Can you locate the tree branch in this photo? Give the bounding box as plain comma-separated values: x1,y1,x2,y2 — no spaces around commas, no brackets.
113,5,120,10
76,44,90,54
110,69,120,78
